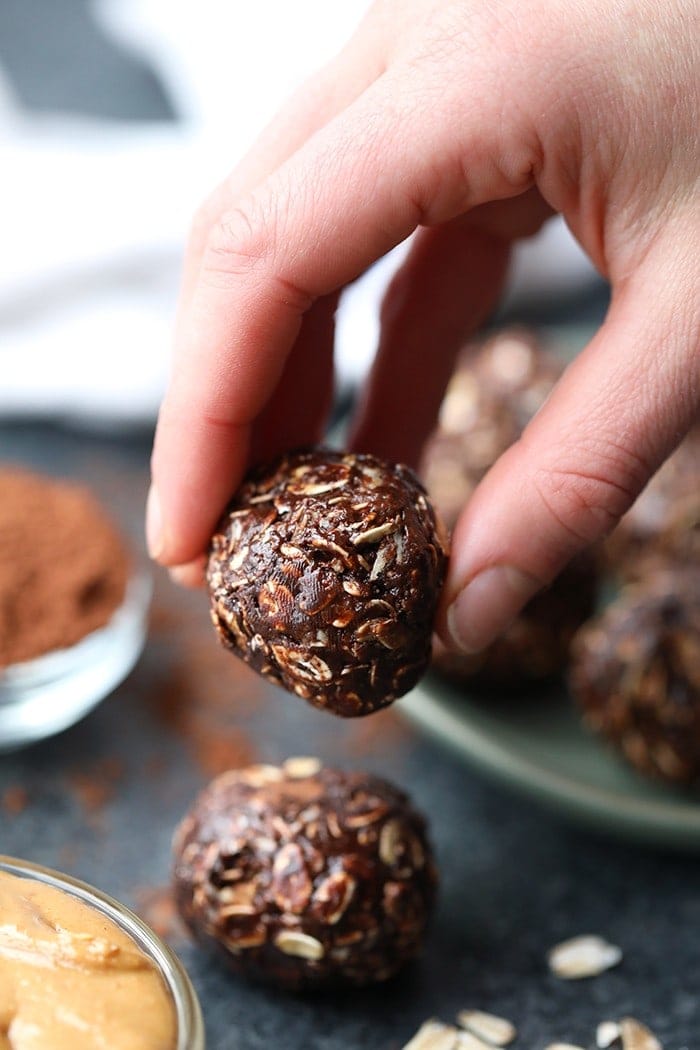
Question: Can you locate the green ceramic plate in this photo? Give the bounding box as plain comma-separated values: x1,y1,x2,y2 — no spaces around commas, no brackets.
401,674,700,850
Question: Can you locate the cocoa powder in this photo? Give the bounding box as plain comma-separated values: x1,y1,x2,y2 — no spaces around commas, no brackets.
67,756,126,814
133,885,187,946
1,786,30,816
0,467,130,666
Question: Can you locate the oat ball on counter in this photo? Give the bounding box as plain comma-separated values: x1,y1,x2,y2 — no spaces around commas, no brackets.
207,449,448,717
172,759,437,989
569,572,700,784
432,555,598,688
605,429,700,582
419,328,597,687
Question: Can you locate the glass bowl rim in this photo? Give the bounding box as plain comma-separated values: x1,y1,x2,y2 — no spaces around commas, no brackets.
0,570,152,751
0,569,152,687
0,854,204,1050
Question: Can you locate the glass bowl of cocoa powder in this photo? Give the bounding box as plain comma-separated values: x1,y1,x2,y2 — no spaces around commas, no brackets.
0,468,151,750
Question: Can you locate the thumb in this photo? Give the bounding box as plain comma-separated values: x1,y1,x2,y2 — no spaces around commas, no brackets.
437,233,699,654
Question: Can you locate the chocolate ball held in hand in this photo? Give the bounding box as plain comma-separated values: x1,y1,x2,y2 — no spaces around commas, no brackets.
207,449,448,717
569,571,700,784
172,759,437,990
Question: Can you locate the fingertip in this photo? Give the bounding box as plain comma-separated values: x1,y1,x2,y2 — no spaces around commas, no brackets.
437,564,541,654
149,407,250,568
145,483,165,562
169,558,208,589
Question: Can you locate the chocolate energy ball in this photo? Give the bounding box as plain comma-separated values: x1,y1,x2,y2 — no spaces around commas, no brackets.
420,328,597,687
207,449,447,717
172,759,437,990
419,327,563,532
605,429,700,582
432,555,598,689
569,572,700,784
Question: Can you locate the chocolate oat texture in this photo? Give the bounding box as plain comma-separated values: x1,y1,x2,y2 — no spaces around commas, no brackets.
419,329,598,686
604,427,700,582
570,571,700,784
172,759,437,989
207,449,448,716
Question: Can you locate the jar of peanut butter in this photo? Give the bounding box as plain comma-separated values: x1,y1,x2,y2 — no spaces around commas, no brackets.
0,857,204,1050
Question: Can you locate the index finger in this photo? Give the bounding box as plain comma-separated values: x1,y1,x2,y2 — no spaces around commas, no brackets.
150,65,531,565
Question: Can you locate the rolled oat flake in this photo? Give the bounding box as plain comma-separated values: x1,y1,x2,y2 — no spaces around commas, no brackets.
456,1009,516,1046
620,1018,663,1050
547,934,622,979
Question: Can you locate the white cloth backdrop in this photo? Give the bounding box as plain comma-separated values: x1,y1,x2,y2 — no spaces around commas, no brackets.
0,0,597,426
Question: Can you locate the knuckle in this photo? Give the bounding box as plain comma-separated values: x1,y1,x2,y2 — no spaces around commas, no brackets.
532,439,649,547
205,196,271,277
200,196,313,315
533,468,619,548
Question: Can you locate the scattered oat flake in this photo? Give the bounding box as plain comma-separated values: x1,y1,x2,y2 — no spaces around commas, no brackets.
457,1010,516,1046
597,1021,622,1047
620,1018,663,1050
454,1032,492,1050
548,934,622,979
402,1020,458,1050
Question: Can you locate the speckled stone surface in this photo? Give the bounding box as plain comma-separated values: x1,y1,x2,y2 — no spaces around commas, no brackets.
2,425,699,1050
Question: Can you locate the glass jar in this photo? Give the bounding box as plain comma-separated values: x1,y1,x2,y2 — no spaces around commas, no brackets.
0,855,205,1049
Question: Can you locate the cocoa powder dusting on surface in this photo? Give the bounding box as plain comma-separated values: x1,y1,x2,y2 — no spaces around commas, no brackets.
57,843,80,871
148,576,408,777
67,756,125,814
192,728,257,777
148,581,261,775
1,785,30,815
150,588,264,722
133,885,187,946
153,665,258,776
144,753,168,779
0,467,130,666
344,705,411,756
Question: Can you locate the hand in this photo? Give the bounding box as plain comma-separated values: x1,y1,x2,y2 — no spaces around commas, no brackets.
149,0,699,654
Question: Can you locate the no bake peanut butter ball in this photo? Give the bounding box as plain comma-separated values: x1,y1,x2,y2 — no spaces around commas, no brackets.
207,449,448,717
419,329,598,687
172,760,437,989
569,571,700,784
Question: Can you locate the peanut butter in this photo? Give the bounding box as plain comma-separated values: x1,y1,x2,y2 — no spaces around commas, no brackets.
0,871,177,1050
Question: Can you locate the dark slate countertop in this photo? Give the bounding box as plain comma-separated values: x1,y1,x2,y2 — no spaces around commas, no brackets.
1,423,698,1050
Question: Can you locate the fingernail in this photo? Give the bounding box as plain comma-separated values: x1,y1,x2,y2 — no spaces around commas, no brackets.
446,566,540,654
169,560,206,589
146,484,164,560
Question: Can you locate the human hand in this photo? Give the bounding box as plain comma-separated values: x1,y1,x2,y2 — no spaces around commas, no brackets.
148,0,699,654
